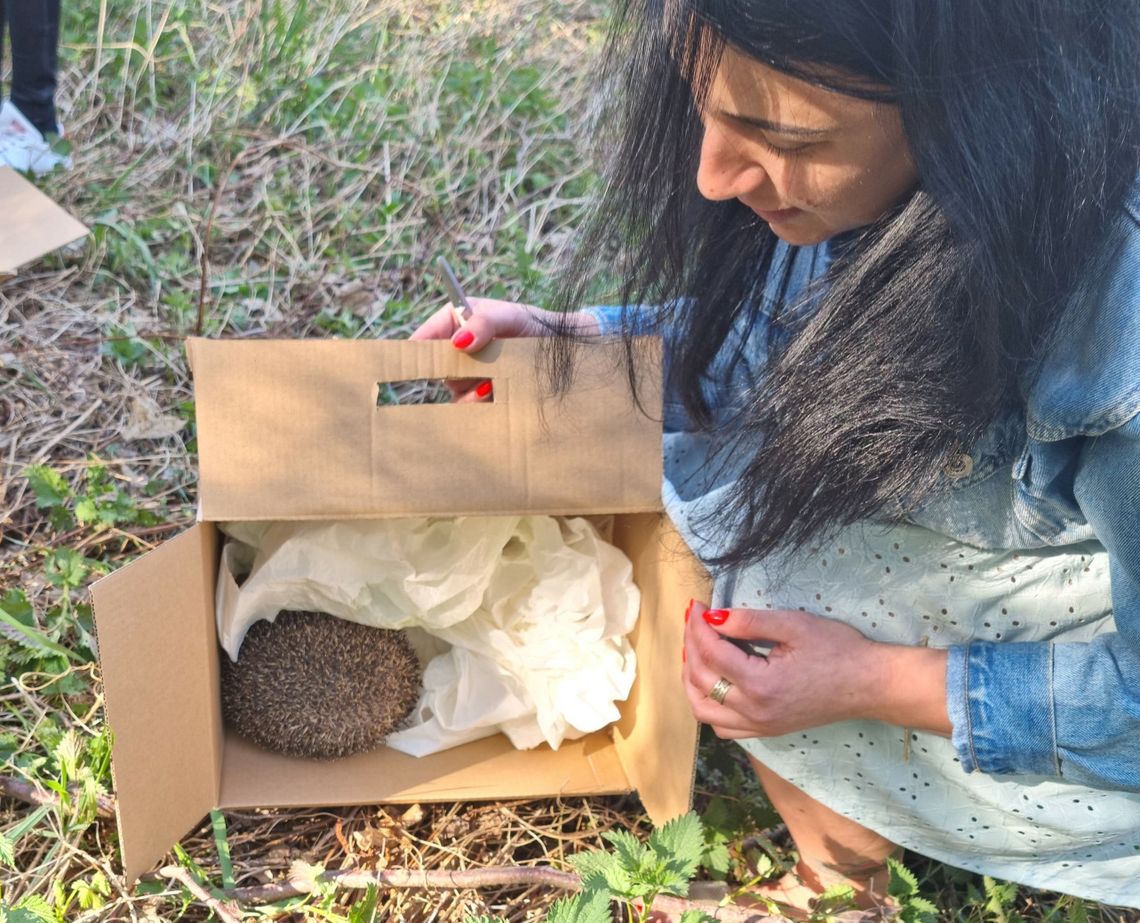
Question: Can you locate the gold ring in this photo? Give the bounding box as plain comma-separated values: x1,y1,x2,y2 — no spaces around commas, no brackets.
709,677,733,705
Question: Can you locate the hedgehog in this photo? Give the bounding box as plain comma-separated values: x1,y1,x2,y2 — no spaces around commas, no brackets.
221,610,423,760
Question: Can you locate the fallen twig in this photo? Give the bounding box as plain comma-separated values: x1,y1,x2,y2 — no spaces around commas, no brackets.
159,865,243,923
227,863,581,903
0,774,116,819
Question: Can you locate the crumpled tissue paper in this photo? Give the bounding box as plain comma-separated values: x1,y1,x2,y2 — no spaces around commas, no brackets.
216,516,639,756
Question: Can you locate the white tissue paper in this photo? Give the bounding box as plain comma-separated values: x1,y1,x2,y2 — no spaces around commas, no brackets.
216,516,639,756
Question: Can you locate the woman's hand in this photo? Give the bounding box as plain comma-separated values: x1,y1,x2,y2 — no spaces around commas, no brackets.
682,600,952,738
409,297,599,401
410,297,551,351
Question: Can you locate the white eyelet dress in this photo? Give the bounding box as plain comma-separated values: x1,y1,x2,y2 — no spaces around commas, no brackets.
664,431,1140,907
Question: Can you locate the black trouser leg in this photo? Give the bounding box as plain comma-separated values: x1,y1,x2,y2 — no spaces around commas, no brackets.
4,0,61,136
0,1,8,98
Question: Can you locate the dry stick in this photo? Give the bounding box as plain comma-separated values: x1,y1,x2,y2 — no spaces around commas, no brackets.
0,774,117,819
196,144,263,335
159,866,243,923
227,865,580,903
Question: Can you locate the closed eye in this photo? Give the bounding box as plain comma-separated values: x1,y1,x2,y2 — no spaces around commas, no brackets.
757,136,813,156
722,114,818,156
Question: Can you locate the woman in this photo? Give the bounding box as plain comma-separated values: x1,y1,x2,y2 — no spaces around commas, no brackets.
413,0,1140,913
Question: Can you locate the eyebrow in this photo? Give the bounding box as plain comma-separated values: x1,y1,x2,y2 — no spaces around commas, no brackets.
715,110,832,138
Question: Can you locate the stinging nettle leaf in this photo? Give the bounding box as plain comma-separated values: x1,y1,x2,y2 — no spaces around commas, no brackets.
602,828,646,873
648,812,705,882
545,890,613,923
887,856,920,897
0,833,14,868
569,848,630,894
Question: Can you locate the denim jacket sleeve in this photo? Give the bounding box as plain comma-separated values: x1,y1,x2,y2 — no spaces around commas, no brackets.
581,304,662,337
945,413,1140,790
946,183,1140,791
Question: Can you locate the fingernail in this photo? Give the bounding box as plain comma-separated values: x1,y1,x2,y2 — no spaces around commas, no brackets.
475,379,492,398
682,647,686,664
703,609,729,626
452,329,474,349
684,598,694,623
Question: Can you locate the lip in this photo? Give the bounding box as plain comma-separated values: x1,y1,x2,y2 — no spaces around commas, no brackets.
751,205,802,223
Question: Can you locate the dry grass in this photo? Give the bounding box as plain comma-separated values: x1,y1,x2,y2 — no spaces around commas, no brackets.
4,2,1140,921
1,1,635,919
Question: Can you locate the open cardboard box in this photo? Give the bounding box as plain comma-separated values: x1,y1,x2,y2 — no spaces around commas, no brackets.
91,336,709,882
0,166,88,279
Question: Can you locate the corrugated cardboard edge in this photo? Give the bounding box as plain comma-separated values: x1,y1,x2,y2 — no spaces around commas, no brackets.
0,166,88,275
610,514,710,824
90,524,223,883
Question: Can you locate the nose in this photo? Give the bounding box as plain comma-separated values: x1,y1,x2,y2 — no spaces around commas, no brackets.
695,120,771,202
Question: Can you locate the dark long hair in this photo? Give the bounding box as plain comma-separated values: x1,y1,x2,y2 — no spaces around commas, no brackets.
545,0,1140,569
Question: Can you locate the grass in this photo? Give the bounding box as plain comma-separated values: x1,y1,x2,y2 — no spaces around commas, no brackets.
0,0,1138,920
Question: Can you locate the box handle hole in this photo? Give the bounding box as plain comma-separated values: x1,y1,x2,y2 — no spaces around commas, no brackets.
377,378,494,406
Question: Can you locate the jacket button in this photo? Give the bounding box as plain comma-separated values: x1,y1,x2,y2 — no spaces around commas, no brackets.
944,453,974,479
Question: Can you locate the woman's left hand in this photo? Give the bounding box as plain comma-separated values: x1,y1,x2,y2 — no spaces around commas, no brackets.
682,600,885,738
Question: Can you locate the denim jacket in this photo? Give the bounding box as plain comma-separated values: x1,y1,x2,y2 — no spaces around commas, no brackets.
586,181,1140,793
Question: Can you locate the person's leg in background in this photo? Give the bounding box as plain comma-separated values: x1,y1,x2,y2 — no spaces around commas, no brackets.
6,0,61,136
1,0,8,101
0,0,70,173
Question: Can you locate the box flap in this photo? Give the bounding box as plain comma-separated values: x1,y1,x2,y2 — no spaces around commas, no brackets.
0,166,88,276
90,524,223,882
610,514,710,824
186,337,663,520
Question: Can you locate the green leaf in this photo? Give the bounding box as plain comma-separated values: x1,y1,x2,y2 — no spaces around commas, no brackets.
898,895,939,923
569,848,631,895
10,895,54,923
7,805,51,842
210,810,235,890
544,890,613,923
647,812,705,882
348,885,379,923
679,911,717,923
812,882,858,915
601,828,645,874
0,605,83,664
0,590,34,626
25,466,70,508
0,833,14,868
73,498,100,525
43,548,91,590
701,841,731,879
887,856,920,898
983,875,1020,918
1065,900,1090,923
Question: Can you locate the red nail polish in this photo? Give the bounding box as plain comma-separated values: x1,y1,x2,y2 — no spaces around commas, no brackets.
703,609,729,626
453,329,474,349
475,379,493,398
684,598,694,623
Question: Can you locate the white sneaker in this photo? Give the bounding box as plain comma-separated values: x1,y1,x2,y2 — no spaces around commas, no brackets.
0,100,72,175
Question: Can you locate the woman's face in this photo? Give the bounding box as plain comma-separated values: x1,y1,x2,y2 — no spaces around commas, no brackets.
697,46,918,245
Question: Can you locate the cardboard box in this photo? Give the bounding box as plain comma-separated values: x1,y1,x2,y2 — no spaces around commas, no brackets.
92,336,709,882
0,166,87,279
